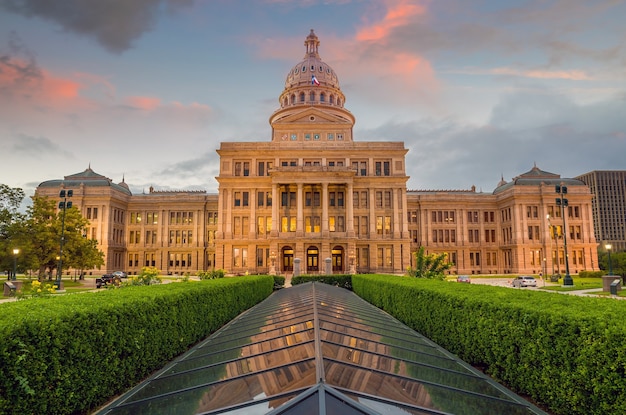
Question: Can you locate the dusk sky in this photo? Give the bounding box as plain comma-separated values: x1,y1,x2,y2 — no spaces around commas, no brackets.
1,0,625,200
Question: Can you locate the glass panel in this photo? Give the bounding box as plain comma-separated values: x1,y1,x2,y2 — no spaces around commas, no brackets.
320,330,463,372
325,362,532,415
277,392,319,415
103,364,315,414
168,339,315,375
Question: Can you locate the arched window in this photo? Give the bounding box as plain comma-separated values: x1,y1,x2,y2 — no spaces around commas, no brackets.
320,93,325,102
283,97,288,107
309,91,315,102
290,94,296,105
337,99,342,107
300,92,305,102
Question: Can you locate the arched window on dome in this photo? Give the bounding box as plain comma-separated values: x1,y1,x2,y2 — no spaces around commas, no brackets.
300,92,305,103
283,97,288,107
337,99,342,107
309,91,315,102
290,94,296,105
320,92,325,102
329,95,334,105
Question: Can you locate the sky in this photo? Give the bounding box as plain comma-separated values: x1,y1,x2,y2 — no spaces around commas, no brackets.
1,0,625,200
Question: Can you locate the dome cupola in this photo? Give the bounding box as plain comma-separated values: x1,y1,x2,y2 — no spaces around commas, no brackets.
284,29,340,91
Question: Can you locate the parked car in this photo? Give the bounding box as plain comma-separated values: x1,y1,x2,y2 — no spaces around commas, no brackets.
96,273,123,288
511,276,537,288
112,271,128,279
456,275,471,283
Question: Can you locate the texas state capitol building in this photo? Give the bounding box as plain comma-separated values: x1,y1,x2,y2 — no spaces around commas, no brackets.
36,30,599,277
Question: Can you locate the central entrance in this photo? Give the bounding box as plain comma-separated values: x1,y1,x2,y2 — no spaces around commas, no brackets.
307,246,319,272
282,247,294,272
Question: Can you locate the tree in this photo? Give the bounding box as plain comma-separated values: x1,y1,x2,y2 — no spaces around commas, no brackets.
0,184,26,276
407,246,452,280
24,196,103,279
67,237,105,280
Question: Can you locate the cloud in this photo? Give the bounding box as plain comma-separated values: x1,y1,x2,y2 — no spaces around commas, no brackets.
11,133,75,158
126,96,162,111
0,0,194,53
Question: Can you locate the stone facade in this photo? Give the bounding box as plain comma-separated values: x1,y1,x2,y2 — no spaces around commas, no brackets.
35,30,599,277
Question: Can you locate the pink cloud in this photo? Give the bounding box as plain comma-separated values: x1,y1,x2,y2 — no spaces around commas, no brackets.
356,0,427,42
127,96,162,110
0,57,82,104
491,67,592,81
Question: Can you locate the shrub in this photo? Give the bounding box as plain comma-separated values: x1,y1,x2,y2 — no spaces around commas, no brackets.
0,275,274,415
198,269,226,280
273,275,285,289
579,270,605,278
291,274,352,289
352,274,626,415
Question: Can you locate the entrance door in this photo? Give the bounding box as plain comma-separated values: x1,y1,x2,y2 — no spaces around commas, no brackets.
332,246,343,272
282,247,294,272
307,246,319,272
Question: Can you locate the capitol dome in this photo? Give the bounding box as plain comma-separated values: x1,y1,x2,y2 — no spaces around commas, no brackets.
284,29,340,90
276,29,347,111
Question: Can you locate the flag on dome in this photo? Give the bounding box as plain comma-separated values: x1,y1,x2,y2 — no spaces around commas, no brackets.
311,75,320,86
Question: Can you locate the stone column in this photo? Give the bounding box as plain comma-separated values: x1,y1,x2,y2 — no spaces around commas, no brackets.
322,183,329,236
297,183,304,236
346,182,355,237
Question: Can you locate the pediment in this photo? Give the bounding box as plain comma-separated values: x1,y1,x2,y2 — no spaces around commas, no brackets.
272,107,352,126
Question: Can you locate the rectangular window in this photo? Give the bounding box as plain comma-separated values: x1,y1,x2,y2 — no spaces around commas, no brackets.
242,192,249,207
375,162,382,176
258,191,264,207
337,192,344,207
384,191,391,208
329,192,335,207
258,161,265,177
234,192,241,207
243,162,249,176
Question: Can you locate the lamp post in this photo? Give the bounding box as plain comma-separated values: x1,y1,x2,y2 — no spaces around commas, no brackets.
605,243,613,276
546,215,557,276
57,189,73,288
12,248,19,281
555,185,573,286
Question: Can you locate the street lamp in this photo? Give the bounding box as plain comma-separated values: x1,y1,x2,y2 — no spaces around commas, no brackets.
12,248,19,281
605,243,613,276
57,189,73,288
555,185,573,286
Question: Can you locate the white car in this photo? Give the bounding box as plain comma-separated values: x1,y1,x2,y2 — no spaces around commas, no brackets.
512,276,537,287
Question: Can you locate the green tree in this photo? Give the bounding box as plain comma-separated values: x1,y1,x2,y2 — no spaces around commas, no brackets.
407,246,452,280
67,237,105,280
24,196,103,279
0,184,26,277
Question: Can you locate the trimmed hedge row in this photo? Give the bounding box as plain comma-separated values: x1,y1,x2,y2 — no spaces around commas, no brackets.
291,274,352,289
352,274,626,415
0,275,274,415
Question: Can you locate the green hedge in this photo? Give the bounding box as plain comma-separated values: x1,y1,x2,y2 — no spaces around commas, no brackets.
579,270,606,278
352,274,626,415
0,275,274,415
291,274,352,289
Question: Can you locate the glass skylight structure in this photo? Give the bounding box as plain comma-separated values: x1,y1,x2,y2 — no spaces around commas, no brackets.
97,282,547,414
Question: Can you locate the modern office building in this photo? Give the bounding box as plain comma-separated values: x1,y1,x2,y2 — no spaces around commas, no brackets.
36,30,599,277
576,170,626,252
